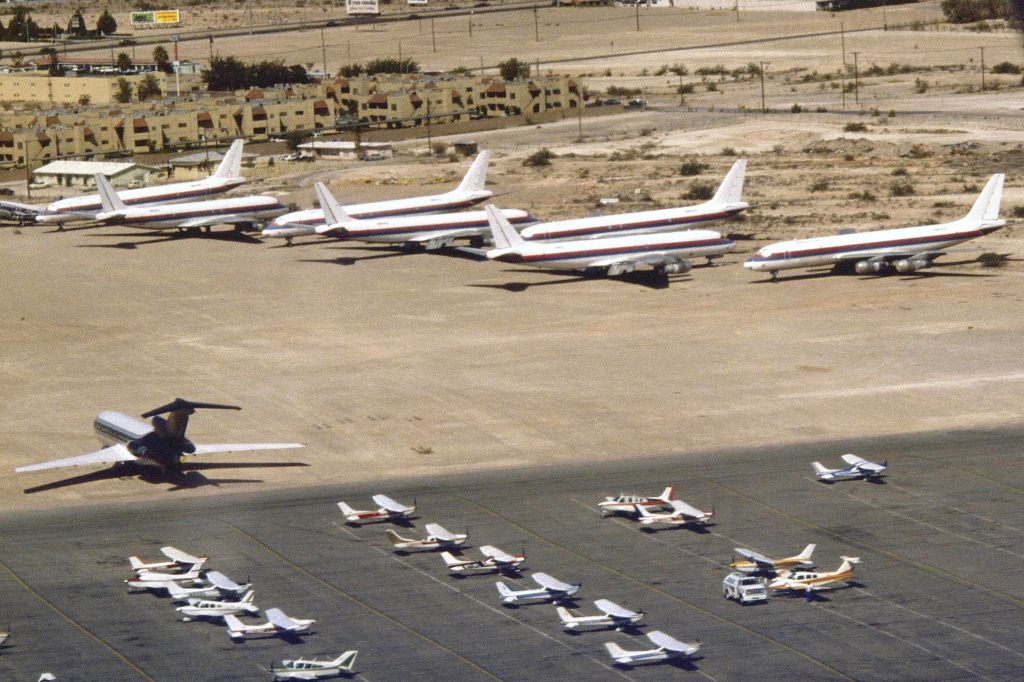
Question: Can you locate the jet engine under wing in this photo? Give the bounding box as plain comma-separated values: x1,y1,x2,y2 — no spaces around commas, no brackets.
15,444,137,472
405,228,483,250
177,215,260,229
589,252,683,274
190,443,304,455
833,249,946,263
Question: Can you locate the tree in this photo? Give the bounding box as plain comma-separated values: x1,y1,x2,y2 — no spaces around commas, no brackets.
136,73,162,100
7,8,40,42
113,77,134,103
77,94,91,105
115,52,132,72
498,58,530,82
68,9,87,37
96,9,117,35
153,45,170,73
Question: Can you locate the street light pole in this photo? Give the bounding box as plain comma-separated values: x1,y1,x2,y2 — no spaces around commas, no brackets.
759,61,767,113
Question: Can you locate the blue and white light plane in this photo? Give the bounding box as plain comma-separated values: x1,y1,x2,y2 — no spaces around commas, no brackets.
813,454,887,483
605,631,701,667
484,205,734,279
263,150,493,244
521,159,748,241
745,174,1005,280
15,397,303,477
32,139,248,226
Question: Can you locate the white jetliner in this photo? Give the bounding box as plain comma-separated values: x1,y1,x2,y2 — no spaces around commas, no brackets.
484,205,734,278
636,499,714,529
15,397,304,478
313,181,531,249
224,608,315,641
263,150,493,244
813,454,888,483
730,544,816,574
270,651,358,680
745,173,1005,280
769,557,861,593
523,160,748,241
441,545,526,576
177,591,259,622
385,523,468,553
495,571,580,606
557,599,645,632
0,198,43,225
605,631,702,667
337,495,417,525
34,139,247,226
599,486,675,517
205,570,253,596
91,172,287,233
128,546,206,574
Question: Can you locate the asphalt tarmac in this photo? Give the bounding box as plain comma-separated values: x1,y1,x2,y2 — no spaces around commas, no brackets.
1,426,1022,681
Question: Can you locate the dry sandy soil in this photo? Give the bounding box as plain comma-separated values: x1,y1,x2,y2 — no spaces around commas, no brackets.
1,5,1022,514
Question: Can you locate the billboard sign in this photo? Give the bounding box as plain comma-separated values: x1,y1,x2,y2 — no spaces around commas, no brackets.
345,0,380,14
131,9,181,26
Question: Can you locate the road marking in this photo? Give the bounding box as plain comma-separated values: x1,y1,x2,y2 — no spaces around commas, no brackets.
779,372,1024,400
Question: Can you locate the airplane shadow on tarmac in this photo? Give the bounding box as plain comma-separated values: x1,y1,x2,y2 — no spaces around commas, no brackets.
471,269,690,291
23,461,309,494
298,244,486,266
76,230,264,249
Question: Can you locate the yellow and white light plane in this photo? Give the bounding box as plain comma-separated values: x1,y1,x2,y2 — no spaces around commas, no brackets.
730,544,816,574
769,557,860,594
15,397,303,478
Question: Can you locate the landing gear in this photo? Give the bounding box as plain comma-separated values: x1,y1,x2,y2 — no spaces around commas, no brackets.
769,270,779,282
285,237,294,246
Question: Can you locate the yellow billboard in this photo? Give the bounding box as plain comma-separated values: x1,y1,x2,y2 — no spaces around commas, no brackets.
154,10,181,24
130,9,181,26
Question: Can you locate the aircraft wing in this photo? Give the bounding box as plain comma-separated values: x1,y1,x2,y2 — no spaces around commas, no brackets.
734,548,772,566
0,199,43,218
589,253,678,272
265,608,300,630
834,249,946,262
206,571,244,591
670,499,706,519
595,599,638,619
406,228,484,244
161,546,203,564
15,444,137,473
372,494,411,513
177,214,262,229
479,545,516,563
425,523,460,541
190,442,304,455
841,453,884,472
532,572,574,592
647,630,699,655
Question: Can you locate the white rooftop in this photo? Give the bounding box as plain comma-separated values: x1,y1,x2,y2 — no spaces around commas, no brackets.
33,160,158,176
298,141,391,150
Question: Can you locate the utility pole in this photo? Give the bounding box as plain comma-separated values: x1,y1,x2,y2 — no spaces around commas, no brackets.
426,97,432,158
840,21,846,109
576,95,582,141
321,27,327,76
469,12,473,38
759,61,767,113
678,72,684,106
534,7,539,41
979,46,985,91
208,35,214,61
248,2,254,35
852,51,859,105
635,1,640,32
398,42,402,63
734,0,739,22
431,17,436,52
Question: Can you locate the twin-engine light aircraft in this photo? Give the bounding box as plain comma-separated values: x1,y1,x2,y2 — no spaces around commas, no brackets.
15,398,304,478
769,557,861,594
599,486,675,517
270,651,358,680
484,205,734,278
385,523,468,552
605,631,702,667
496,572,580,606
636,499,714,529
224,608,315,640
557,599,645,632
813,454,888,483
262,150,493,243
30,139,248,227
744,173,1005,280
313,181,531,250
177,591,259,622
129,546,206,574
730,544,816,574
441,545,526,576
91,172,288,233
337,495,417,524
521,160,748,240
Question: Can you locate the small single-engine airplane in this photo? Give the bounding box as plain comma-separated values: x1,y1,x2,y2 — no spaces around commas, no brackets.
128,546,206,574
224,608,315,641
744,173,1005,280
165,580,223,602
599,486,675,517
313,181,532,249
604,631,702,667
521,159,748,241
636,499,714,529
557,599,645,632
177,591,259,622
441,545,526,576
769,557,861,594
263,150,493,244
496,572,580,606
206,570,253,596
385,523,468,553
125,565,206,592
33,139,248,227
337,495,417,525
15,397,304,478
270,651,358,680
730,544,816,574
0,630,9,646
813,454,888,483
484,205,735,279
